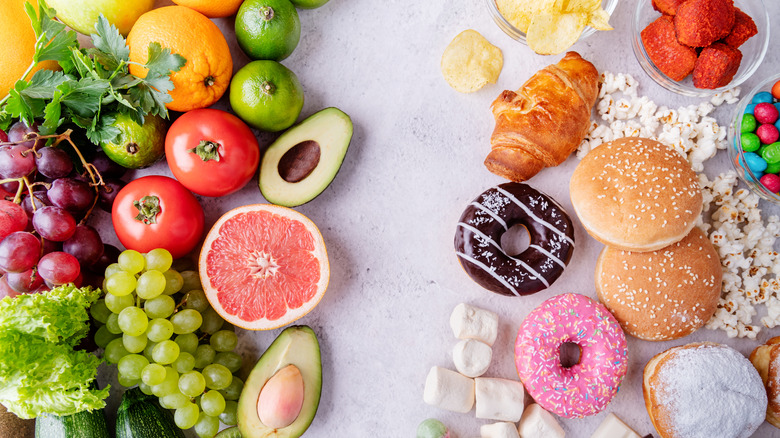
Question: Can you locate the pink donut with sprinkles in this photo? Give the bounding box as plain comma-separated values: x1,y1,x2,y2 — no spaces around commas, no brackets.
514,293,628,418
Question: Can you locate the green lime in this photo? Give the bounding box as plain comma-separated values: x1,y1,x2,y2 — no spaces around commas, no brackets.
290,0,329,8
235,0,300,61
101,113,167,169
229,60,304,132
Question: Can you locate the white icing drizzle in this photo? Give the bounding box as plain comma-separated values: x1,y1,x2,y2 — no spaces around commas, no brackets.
455,251,520,296
470,201,508,230
529,244,566,268
494,186,574,245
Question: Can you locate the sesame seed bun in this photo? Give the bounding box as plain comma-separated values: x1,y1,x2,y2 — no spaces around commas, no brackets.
595,227,721,341
570,137,703,252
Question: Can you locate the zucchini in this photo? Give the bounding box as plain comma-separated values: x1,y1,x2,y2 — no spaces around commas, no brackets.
116,388,183,438
215,427,242,437
34,409,109,438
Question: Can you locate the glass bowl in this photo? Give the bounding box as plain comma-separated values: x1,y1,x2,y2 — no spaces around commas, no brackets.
632,0,769,97
727,73,780,205
485,0,619,46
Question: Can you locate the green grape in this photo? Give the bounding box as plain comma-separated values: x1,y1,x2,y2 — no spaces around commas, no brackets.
106,313,122,334
118,306,148,337
184,289,209,312
194,344,216,369
106,292,135,314
152,367,180,398
210,330,238,352
200,390,226,417
136,270,167,299
118,354,149,381
123,333,148,353
174,402,200,430
89,299,110,324
142,363,167,386
193,411,219,438
146,318,175,342
94,325,119,349
202,364,232,390
144,295,176,319
118,375,140,388
143,341,158,362
175,333,199,355
163,269,184,295
213,352,242,373
139,382,154,395
199,308,224,334
118,249,145,274
161,391,189,410
218,376,243,401
152,340,181,365
179,371,206,397
179,270,202,293
105,338,129,364
173,352,196,374
145,248,173,272
104,262,123,278
219,400,238,426
105,272,137,297
171,309,203,334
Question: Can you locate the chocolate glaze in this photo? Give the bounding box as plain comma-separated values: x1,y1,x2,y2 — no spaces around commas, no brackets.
454,182,575,296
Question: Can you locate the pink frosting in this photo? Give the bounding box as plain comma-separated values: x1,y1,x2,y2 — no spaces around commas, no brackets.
514,293,628,418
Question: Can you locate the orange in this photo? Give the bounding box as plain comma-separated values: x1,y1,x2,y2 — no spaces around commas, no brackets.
0,0,60,99
127,6,233,112
171,0,244,18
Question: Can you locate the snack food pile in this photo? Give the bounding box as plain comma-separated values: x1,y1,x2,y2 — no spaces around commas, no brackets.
737,82,780,193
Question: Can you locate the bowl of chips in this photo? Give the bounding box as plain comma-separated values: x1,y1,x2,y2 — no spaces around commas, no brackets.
485,0,617,55
631,0,769,97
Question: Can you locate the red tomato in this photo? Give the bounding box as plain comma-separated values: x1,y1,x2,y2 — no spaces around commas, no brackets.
112,175,204,259
165,108,260,197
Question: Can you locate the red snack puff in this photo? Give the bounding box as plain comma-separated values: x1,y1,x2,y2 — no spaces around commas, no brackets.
652,0,686,15
675,0,736,47
692,43,742,89
722,8,758,48
641,15,697,81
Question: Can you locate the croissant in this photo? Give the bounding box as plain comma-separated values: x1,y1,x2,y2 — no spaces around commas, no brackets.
486,51,599,182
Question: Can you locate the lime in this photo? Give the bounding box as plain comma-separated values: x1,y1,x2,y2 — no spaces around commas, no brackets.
101,113,168,169
235,0,300,61
290,0,329,8
229,60,304,132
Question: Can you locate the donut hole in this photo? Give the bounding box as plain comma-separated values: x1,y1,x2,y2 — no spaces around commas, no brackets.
500,224,530,257
559,342,582,368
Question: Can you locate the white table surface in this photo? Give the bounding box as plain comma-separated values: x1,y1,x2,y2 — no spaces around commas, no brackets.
92,0,780,437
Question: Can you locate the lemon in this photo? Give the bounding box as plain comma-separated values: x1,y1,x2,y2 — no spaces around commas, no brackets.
235,0,301,61
47,0,155,36
101,114,168,169
229,60,304,132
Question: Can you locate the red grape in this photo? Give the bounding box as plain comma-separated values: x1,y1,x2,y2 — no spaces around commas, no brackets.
88,244,119,273
0,231,41,273
6,268,43,293
0,200,27,240
21,191,51,218
91,151,127,179
38,251,80,286
0,276,21,299
0,145,36,178
63,225,103,266
48,178,94,213
36,147,73,179
97,179,124,212
32,206,76,241
7,121,40,149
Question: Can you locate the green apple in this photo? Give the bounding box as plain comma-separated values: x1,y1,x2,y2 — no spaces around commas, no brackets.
47,0,155,36
289,0,330,9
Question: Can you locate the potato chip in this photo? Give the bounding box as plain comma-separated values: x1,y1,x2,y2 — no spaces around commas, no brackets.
588,7,613,31
526,12,588,56
496,0,555,33
562,0,601,13
441,30,503,93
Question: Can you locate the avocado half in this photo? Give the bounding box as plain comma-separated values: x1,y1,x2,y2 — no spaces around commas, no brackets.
259,107,352,207
238,326,322,438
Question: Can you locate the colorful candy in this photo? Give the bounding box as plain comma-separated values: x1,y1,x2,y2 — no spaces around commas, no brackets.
741,114,757,133
744,152,767,173
753,91,774,104
761,174,780,193
754,103,779,124
740,80,780,193
757,124,779,144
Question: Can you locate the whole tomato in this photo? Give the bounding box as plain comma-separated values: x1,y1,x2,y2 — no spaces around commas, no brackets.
112,175,204,259
165,108,260,197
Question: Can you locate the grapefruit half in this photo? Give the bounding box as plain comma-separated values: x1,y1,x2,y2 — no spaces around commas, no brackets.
199,204,329,330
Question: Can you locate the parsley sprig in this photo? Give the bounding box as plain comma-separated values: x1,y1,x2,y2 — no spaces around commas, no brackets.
0,1,186,145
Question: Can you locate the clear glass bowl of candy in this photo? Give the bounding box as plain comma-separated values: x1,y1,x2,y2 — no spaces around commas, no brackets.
727,73,780,204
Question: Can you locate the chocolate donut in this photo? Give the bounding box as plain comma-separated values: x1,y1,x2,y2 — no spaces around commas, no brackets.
454,182,574,296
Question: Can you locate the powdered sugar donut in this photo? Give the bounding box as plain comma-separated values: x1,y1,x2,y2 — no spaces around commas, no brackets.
515,293,628,418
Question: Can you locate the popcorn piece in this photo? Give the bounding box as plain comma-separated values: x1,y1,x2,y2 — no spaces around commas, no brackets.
450,303,499,346
474,377,525,422
452,338,492,378
480,422,520,438
517,404,565,438
423,366,474,413
590,413,640,438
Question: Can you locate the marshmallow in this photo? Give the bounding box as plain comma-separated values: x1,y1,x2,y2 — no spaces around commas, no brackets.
517,404,565,438
423,366,474,413
590,413,640,438
480,422,520,438
453,338,492,378
450,303,499,346
475,377,525,422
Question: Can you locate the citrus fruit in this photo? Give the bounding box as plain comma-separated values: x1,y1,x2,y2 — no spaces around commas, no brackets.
171,0,244,18
0,0,60,99
229,60,304,132
199,204,329,330
235,0,301,61
290,0,330,8
47,0,154,36
100,113,167,169
127,6,233,112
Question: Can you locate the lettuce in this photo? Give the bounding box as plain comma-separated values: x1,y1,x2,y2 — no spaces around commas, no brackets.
0,284,109,419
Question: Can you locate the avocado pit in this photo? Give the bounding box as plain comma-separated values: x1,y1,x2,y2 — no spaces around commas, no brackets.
279,140,321,183
257,364,305,429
